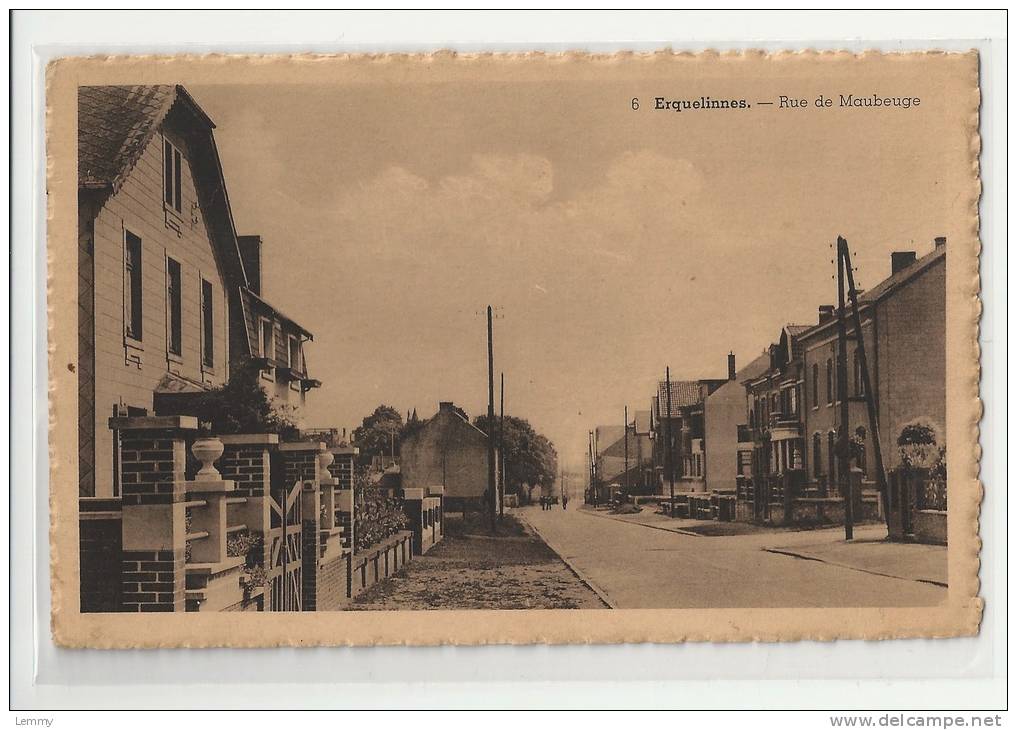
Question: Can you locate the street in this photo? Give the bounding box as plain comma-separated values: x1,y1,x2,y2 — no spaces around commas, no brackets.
518,505,947,609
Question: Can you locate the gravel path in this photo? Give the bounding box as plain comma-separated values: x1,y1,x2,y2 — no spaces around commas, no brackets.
349,512,606,610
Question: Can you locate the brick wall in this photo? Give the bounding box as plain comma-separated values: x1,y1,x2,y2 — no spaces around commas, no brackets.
117,419,192,612
220,441,273,498
315,553,350,611
121,548,185,612
86,122,230,498
79,504,122,613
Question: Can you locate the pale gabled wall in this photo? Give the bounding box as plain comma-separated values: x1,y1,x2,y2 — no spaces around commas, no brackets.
85,124,230,497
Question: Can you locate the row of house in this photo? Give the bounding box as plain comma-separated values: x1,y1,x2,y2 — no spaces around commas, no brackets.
589,238,947,540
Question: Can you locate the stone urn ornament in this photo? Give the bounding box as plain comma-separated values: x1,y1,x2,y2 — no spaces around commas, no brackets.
192,436,225,481
317,450,335,474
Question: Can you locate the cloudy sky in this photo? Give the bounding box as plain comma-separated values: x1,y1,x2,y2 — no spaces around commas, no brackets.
190,59,969,469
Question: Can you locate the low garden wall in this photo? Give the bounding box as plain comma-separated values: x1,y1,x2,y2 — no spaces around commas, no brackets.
348,530,413,600
914,509,947,545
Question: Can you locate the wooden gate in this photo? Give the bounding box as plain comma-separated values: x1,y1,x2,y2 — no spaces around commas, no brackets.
267,481,302,611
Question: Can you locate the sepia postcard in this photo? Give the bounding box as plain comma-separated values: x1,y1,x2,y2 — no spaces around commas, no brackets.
47,50,983,647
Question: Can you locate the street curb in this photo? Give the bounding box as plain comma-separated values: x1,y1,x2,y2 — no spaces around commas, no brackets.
577,507,703,538
516,513,617,610
763,548,949,588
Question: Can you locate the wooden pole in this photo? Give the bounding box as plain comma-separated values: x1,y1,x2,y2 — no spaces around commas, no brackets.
665,366,675,518
836,241,854,540
487,306,496,535
624,405,630,497
499,371,505,517
840,236,890,532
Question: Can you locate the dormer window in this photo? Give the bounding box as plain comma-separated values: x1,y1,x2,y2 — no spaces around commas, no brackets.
164,138,183,213
287,335,303,375
260,318,275,360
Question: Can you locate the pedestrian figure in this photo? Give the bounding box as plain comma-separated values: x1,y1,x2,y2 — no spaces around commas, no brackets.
562,494,568,510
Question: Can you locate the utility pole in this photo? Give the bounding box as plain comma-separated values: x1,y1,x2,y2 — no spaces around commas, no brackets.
665,366,675,518
836,241,853,540
841,237,890,532
588,430,595,505
487,305,496,535
624,405,630,497
499,371,505,518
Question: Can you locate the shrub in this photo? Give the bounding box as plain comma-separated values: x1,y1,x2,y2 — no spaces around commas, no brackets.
227,530,263,567
897,421,940,470
185,364,300,439
354,488,409,552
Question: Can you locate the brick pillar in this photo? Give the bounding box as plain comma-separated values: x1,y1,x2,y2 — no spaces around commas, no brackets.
114,415,195,612
278,442,324,611
328,446,358,551
219,434,278,570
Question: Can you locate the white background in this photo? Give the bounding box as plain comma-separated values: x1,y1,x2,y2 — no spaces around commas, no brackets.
8,9,1008,713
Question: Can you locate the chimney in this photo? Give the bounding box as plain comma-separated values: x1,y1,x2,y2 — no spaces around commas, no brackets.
891,251,917,275
728,352,736,380
237,235,263,296
934,236,947,248
818,305,835,324
438,401,454,413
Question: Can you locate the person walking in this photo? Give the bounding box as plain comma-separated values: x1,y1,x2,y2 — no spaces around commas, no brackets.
562,493,569,510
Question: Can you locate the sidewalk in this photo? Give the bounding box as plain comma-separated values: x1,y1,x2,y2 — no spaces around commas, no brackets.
578,504,791,537
766,535,948,587
578,504,947,587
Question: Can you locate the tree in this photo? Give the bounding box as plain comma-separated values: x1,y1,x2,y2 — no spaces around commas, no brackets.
352,405,404,466
474,414,558,503
177,363,299,439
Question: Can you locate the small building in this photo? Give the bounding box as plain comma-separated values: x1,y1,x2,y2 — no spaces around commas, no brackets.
400,401,499,507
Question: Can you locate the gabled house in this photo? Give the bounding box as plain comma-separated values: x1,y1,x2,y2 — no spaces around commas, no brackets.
233,234,319,427
400,401,499,506
77,85,317,499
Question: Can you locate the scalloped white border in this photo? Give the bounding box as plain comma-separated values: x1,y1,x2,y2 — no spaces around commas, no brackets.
45,50,983,648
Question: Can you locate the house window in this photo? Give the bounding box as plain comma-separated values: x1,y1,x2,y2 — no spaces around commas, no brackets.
124,231,143,341
853,348,864,397
826,358,833,404
288,335,302,374
260,318,274,360
811,363,819,408
788,386,798,416
164,138,183,213
201,279,214,368
166,257,182,356
812,433,822,478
